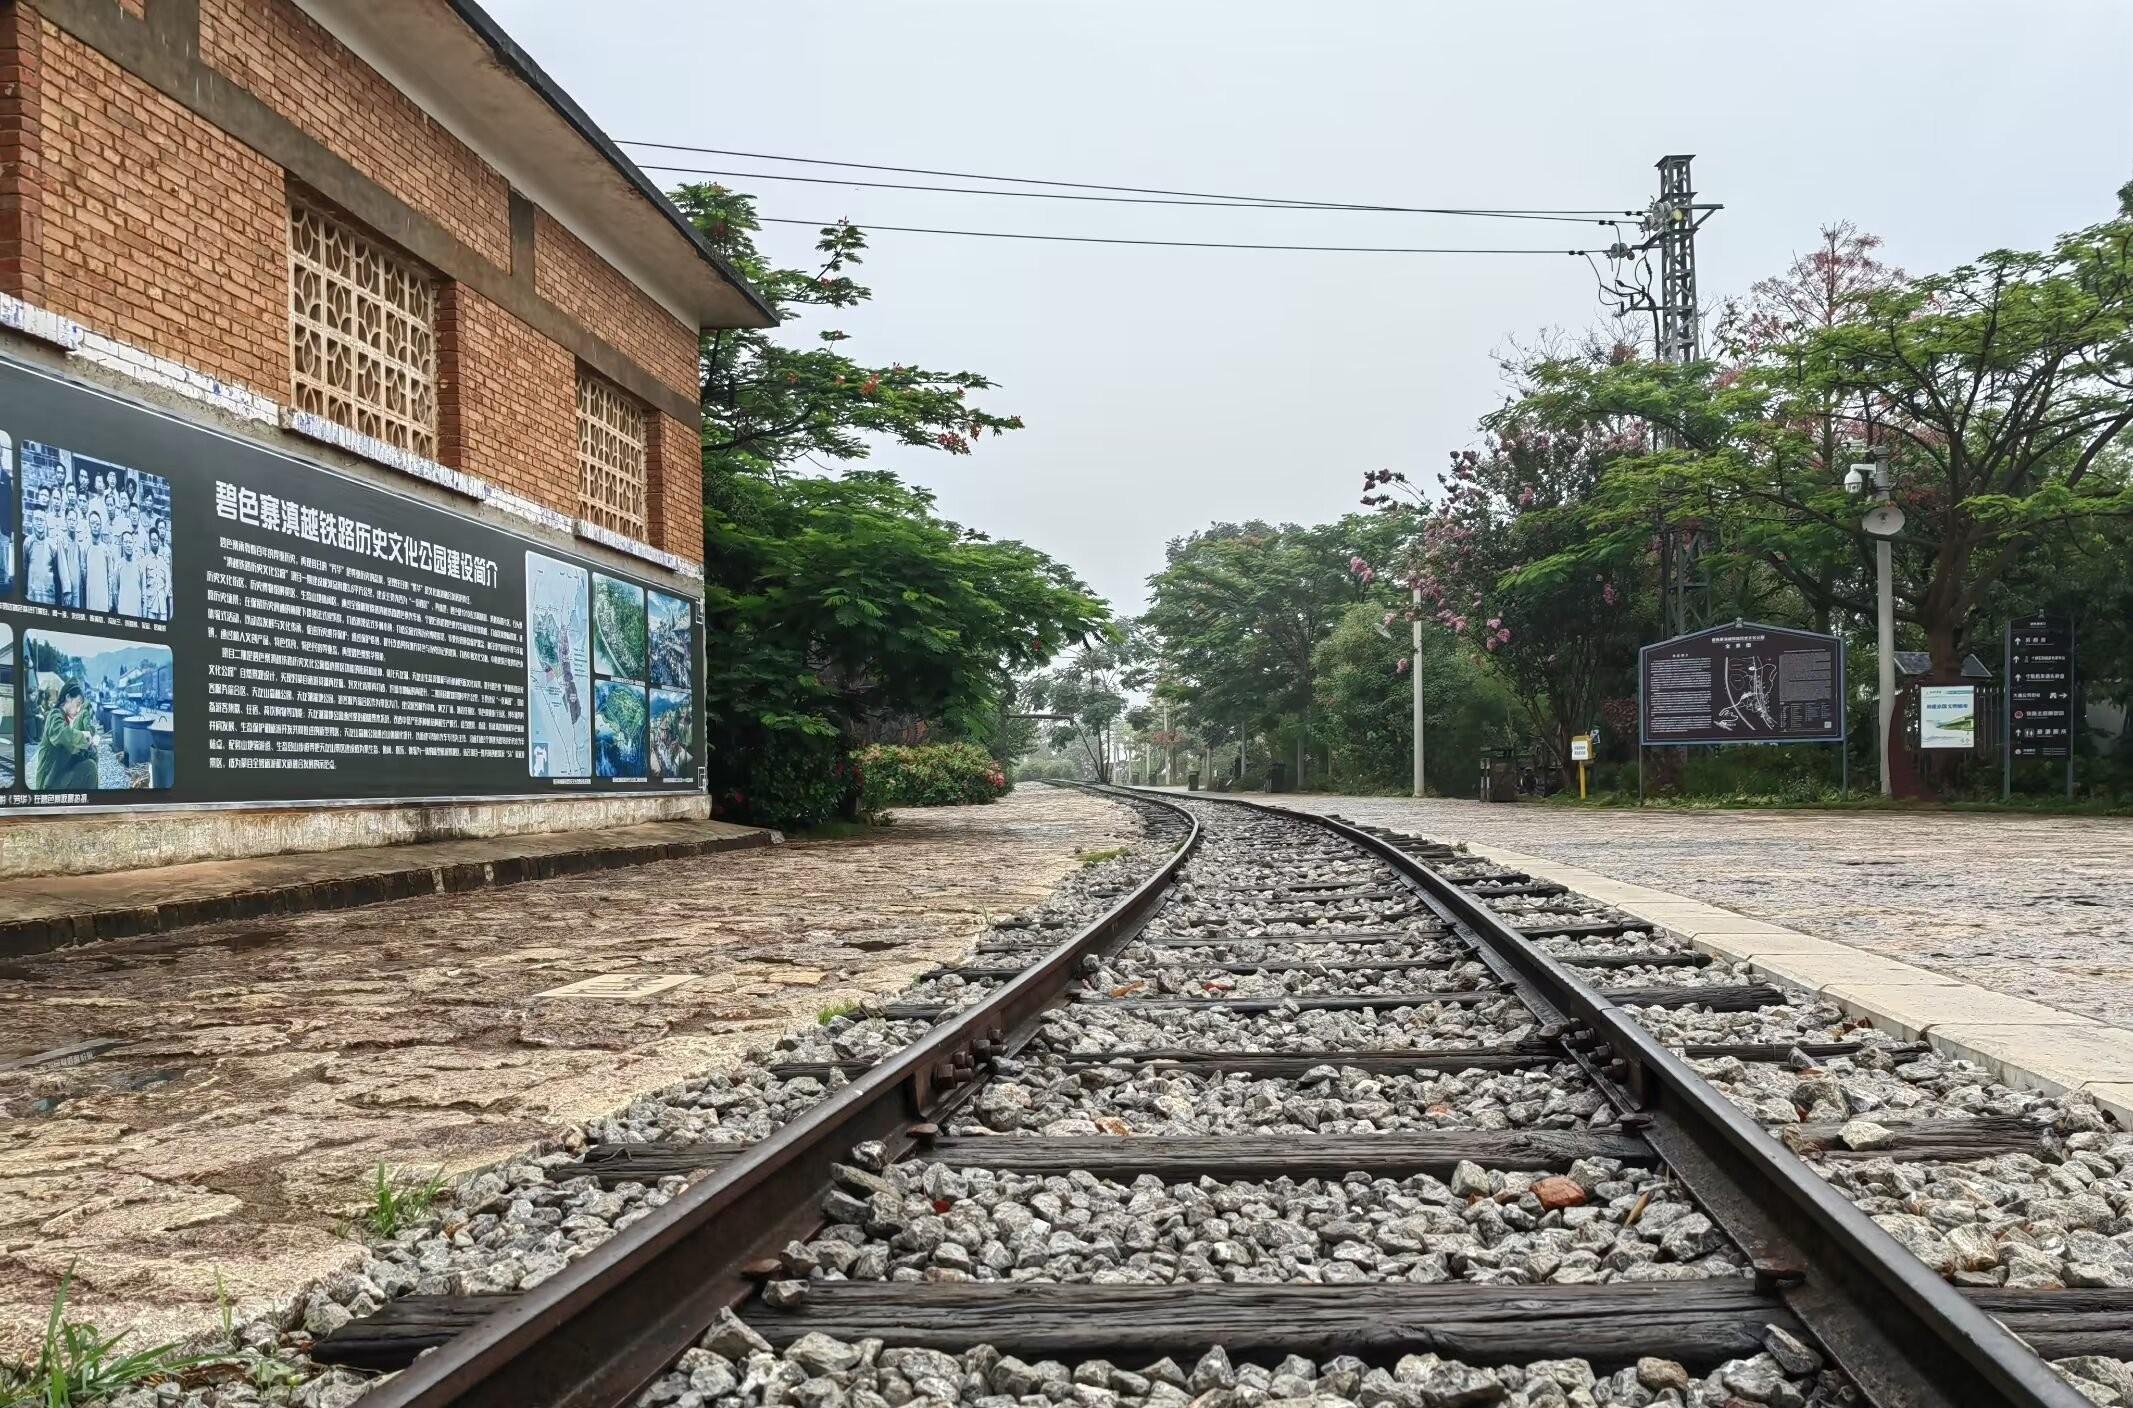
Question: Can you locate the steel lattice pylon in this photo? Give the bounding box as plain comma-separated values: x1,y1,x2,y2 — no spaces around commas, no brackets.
1647,155,1717,637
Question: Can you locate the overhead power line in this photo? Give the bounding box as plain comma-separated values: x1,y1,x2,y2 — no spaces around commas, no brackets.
638,162,1614,223
755,215,1592,255
621,139,1633,220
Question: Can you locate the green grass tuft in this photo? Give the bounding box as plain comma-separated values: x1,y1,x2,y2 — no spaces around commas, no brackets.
0,1268,224,1406
1075,846,1130,867
817,999,863,1025
358,1161,448,1241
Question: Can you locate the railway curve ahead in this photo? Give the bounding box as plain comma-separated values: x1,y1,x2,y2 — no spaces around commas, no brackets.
325,786,2124,1408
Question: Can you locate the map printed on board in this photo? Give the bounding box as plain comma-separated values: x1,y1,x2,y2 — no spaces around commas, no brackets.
1640,621,1845,747
524,553,592,779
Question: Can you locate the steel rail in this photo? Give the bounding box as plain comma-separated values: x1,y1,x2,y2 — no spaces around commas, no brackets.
1155,789,2087,1408
358,788,1201,1408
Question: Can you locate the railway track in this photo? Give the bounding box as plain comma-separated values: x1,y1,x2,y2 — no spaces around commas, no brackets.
320,787,2129,1408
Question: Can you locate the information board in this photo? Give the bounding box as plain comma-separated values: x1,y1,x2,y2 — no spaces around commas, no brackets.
2006,613,2075,759
0,357,702,812
1639,621,1845,748
1919,685,1977,750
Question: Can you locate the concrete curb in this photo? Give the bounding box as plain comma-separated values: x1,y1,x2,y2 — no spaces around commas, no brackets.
0,824,781,960
1441,834,2133,1127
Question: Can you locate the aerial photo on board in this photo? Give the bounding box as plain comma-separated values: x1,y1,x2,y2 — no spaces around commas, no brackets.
647,588,691,689
593,678,648,779
591,572,647,681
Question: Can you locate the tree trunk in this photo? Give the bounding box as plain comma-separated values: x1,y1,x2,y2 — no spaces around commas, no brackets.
1925,616,1962,679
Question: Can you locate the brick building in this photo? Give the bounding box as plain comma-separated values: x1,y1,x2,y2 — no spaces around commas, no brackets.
0,0,773,877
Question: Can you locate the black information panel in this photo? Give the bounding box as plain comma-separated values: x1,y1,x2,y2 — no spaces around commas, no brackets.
1640,621,1845,747
0,358,702,811
2006,613,2075,759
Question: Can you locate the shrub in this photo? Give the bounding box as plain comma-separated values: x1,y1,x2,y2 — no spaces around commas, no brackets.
714,728,853,830
858,742,1009,809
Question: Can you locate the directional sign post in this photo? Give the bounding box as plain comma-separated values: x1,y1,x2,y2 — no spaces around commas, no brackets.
2004,612,2076,801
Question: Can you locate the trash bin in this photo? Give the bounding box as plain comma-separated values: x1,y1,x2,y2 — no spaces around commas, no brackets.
1187,771,1201,791
1479,752,1518,802
1266,762,1290,793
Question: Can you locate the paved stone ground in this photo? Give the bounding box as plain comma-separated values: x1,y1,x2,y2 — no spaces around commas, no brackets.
0,786,1132,1359
1265,794,2133,1031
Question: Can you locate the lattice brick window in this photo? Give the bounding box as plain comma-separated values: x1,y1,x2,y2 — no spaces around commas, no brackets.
578,369,649,539
288,200,439,459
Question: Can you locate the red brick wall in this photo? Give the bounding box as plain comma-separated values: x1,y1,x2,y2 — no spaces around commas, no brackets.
36,20,289,400
0,5,45,303
199,0,511,269
533,212,698,401
436,282,576,514
0,1,707,566
648,411,702,559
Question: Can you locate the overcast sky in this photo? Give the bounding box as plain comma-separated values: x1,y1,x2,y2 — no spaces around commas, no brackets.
493,1,2133,617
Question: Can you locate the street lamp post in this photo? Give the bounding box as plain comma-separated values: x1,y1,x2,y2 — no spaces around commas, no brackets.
1847,453,1902,797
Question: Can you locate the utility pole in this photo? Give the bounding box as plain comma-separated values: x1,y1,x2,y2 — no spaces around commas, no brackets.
1411,583,1426,797
1642,155,1722,640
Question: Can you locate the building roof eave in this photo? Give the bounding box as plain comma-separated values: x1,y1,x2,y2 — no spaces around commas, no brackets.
296,0,774,332
443,1,776,330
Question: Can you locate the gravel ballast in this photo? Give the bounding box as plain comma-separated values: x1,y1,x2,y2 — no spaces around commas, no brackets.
780,1157,1745,1288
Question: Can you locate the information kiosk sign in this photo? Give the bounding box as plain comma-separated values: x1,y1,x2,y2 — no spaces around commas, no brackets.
2003,611,2076,800
1638,621,1845,748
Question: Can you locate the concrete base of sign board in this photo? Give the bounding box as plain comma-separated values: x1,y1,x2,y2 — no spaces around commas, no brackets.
0,816,778,959
1260,811,2133,1130
0,790,718,880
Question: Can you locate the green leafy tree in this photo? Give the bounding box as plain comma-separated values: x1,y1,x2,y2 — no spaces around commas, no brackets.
676,186,1023,482
1022,631,1147,782
1141,517,1398,787
670,187,1107,825
702,470,1105,822
1311,601,1515,795
1513,203,2133,675
1359,426,1649,785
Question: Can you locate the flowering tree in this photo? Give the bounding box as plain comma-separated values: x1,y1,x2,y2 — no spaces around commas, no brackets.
1517,203,2133,675
1357,425,1647,783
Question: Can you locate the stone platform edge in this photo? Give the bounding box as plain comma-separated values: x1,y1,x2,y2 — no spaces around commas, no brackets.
0,821,781,960
1275,807,2133,1129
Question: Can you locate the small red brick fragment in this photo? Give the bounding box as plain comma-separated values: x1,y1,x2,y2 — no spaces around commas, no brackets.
1531,1176,1588,1211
